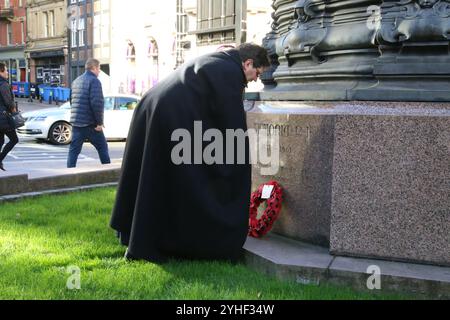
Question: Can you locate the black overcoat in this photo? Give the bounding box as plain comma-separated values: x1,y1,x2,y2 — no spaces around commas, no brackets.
0,76,15,132
110,50,251,263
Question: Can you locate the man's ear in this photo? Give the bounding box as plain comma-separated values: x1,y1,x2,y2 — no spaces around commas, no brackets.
242,59,253,70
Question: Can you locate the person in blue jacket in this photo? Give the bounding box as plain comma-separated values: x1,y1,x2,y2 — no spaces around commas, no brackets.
67,58,110,168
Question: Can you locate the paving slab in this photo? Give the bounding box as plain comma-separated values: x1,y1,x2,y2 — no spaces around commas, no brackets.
244,234,333,269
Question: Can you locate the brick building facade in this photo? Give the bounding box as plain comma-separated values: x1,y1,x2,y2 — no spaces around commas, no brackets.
25,0,68,86
0,0,27,82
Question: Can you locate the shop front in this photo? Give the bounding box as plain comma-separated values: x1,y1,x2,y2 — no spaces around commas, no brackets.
0,47,27,83
28,50,67,87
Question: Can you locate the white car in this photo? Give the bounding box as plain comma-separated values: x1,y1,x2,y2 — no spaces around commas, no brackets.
18,95,140,145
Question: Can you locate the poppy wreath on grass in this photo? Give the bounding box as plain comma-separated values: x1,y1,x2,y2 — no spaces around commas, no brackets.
248,181,283,238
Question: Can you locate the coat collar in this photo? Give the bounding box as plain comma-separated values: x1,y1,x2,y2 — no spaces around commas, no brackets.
222,49,247,87
84,70,97,77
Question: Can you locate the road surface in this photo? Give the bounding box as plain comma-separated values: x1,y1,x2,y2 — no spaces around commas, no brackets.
2,98,126,171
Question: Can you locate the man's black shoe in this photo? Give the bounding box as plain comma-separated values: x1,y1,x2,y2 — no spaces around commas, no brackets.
0,163,5,171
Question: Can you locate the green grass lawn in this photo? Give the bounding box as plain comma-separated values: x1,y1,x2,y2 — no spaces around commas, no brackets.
0,188,406,300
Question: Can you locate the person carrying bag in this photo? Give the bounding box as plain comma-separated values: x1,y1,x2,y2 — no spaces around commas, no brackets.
0,62,19,171
7,103,25,129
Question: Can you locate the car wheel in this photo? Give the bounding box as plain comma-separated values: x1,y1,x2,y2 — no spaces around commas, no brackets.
48,122,72,145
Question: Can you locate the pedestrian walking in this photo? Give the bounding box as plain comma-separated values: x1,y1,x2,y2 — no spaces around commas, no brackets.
0,62,19,171
67,58,111,168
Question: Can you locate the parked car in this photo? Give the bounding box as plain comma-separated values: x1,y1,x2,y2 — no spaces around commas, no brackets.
18,94,140,145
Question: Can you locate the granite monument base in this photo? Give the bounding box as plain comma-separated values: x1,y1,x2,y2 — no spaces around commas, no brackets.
247,101,450,267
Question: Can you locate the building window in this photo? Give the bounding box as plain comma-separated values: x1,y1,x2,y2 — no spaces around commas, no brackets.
5,0,10,8
197,0,237,31
21,21,25,44
36,67,43,80
102,13,110,44
175,0,189,67
78,18,85,47
7,23,12,45
196,0,244,46
71,19,77,47
43,12,49,37
147,38,159,90
101,0,109,10
94,14,100,44
34,13,37,38
126,41,136,94
94,12,109,45
49,11,55,37
126,41,136,59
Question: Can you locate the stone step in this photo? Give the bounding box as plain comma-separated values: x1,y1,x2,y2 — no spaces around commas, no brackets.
0,165,121,197
243,234,450,299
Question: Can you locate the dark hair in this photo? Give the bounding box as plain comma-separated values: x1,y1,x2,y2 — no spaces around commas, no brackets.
237,43,270,68
0,62,6,73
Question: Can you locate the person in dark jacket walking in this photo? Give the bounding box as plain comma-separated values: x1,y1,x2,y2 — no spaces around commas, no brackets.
0,63,19,171
110,43,270,263
67,58,110,168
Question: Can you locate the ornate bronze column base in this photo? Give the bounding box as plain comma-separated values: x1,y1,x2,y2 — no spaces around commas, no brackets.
261,0,450,102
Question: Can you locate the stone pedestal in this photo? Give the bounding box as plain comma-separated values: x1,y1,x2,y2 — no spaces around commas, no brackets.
247,101,450,266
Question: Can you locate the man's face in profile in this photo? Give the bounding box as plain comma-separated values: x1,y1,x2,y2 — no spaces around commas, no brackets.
242,59,266,82
92,66,101,77
0,67,9,80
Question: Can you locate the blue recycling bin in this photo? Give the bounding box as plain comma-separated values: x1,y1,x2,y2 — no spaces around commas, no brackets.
41,87,53,102
18,82,30,97
58,88,69,102
38,84,46,98
54,87,61,102
60,88,71,102
11,82,19,96
51,87,60,102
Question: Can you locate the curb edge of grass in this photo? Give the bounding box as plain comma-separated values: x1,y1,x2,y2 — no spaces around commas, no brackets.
0,182,118,204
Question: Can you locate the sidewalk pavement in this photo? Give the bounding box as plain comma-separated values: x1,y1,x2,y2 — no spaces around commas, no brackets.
16,97,63,113
2,158,122,179
0,159,122,197
1,97,124,197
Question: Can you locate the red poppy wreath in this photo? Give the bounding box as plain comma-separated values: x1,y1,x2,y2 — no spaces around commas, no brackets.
248,181,283,238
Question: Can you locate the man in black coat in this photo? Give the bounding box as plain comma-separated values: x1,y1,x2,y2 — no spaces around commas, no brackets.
0,62,19,171
110,43,270,263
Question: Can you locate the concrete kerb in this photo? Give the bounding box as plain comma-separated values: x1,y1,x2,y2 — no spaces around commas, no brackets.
0,167,121,198
0,174,29,196
0,182,118,203
243,234,450,299
27,169,120,194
